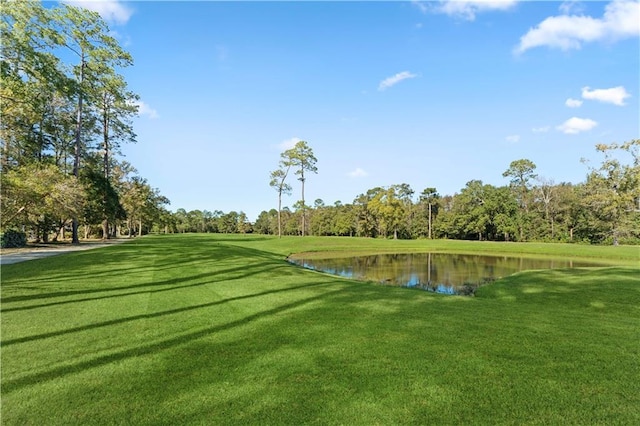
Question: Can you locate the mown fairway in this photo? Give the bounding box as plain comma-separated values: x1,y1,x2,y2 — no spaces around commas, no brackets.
1,234,639,425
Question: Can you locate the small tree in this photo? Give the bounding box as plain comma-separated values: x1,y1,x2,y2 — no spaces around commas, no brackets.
269,163,291,238
282,141,317,237
582,140,640,245
0,163,85,241
80,168,125,239
419,187,440,239
503,159,537,240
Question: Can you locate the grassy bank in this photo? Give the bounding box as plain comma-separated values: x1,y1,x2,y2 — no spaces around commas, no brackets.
1,234,638,424
238,235,640,265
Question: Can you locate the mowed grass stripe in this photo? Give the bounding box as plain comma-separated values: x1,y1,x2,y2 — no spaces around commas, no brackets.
1,234,638,425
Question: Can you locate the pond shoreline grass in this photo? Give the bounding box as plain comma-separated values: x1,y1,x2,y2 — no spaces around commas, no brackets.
273,236,640,266
1,234,638,424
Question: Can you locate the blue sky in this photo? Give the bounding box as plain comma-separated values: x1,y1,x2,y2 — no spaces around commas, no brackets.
69,1,639,221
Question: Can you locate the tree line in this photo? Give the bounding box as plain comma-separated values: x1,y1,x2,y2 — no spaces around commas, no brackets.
1,1,169,244
170,140,639,245
258,140,638,244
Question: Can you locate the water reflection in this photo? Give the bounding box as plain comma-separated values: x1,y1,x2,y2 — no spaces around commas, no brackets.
288,253,600,295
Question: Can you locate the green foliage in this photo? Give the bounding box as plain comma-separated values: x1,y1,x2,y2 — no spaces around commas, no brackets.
0,0,167,242
254,209,277,234
580,140,640,245
281,140,318,236
269,165,292,237
0,163,85,231
80,168,126,236
434,181,519,241
119,175,169,236
0,229,27,248
255,144,640,245
503,158,537,189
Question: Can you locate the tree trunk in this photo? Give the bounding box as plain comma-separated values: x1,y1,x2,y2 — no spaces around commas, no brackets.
71,55,85,245
102,219,109,240
428,203,432,239
103,109,110,180
301,176,306,237
277,191,282,238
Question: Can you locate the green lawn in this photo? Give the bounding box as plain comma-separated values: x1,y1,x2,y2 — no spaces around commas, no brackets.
1,234,639,425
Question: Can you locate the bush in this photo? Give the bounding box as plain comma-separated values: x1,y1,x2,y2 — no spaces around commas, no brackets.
1,229,27,248
458,283,478,296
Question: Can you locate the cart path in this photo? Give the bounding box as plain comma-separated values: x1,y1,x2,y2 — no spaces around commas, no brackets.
1,239,130,265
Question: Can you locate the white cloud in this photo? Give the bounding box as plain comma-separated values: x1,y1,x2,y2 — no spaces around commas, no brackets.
505,134,521,143
431,0,519,21
565,98,583,108
581,86,631,106
134,100,159,119
557,117,598,134
277,137,300,151
378,71,418,91
559,1,585,15
532,126,551,133
348,168,369,178
515,0,639,53
64,1,133,25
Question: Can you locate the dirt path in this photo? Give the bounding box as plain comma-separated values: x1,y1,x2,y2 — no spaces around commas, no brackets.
0,239,130,265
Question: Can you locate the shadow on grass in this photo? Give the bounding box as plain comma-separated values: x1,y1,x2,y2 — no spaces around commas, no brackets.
2,280,333,346
3,236,639,424
478,267,640,313
6,235,637,414
1,284,352,394
1,259,288,310
1,243,287,305
1,239,280,287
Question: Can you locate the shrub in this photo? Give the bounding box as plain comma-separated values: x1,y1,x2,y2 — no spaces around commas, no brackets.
1,229,27,248
458,283,478,296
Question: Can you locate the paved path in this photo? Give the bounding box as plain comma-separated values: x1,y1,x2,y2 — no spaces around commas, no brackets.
0,239,129,265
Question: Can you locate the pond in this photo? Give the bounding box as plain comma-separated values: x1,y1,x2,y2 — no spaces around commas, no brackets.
288,253,603,295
